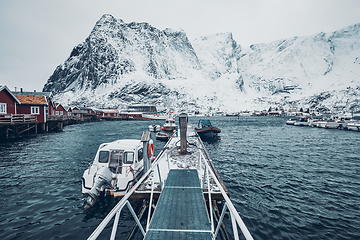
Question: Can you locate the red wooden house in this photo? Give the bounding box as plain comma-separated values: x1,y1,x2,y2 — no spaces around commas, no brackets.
12,90,55,122
55,103,67,116
15,94,48,123
71,107,85,119
0,85,21,116
66,107,72,117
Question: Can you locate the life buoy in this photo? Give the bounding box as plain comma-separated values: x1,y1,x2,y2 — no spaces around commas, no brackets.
147,140,154,158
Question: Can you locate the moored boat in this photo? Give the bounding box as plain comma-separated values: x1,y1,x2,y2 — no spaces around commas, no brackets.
162,118,176,131
286,118,297,125
82,138,154,209
156,131,171,141
148,124,161,132
346,116,360,131
293,117,310,126
195,119,221,138
142,112,169,120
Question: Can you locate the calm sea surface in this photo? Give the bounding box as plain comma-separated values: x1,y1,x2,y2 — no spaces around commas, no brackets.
0,117,359,239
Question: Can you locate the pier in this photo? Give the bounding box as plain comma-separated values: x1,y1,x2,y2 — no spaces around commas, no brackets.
87,114,253,240
145,169,212,239
0,114,73,140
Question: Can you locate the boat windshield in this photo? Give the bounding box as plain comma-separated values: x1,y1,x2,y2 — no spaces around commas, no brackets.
124,152,134,164
109,150,123,174
200,120,211,127
98,151,109,163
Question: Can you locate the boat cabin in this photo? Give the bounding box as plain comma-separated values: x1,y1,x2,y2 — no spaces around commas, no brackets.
198,119,212,128
92,140,143,174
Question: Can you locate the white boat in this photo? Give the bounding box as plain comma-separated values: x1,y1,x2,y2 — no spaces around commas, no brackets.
293,117,310,126
315,119,328,128
162,118,177,131
142,113,169,120
345,116,360,131
82,139,154,208
347,121,360,131
148,124,161,132
325,116,351,129
156,131,171,141
286,117,297,125
324,120,339,129
308,116,324,127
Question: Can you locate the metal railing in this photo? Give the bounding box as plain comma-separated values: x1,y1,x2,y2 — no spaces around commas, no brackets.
198,150,254,240
87,136,253,240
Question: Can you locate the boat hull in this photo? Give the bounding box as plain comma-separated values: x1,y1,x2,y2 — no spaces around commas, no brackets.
142,114,168,120
156,132,171,141
196,127,221,138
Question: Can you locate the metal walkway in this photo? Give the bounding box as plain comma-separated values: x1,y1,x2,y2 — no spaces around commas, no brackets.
145,169,212,239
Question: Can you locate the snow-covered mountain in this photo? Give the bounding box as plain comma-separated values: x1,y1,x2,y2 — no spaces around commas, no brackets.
43,14,360,113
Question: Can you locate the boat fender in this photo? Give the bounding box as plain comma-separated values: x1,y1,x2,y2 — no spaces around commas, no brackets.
148,140,154,158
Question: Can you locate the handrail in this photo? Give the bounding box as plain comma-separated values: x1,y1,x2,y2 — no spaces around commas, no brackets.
0,114,37,123
199,150,254,240
87,134,174,240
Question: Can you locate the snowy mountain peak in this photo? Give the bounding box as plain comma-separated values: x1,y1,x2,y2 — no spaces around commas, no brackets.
43,14,360,113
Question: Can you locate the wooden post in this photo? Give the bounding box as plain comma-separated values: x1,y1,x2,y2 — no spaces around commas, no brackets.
179,113,188,154
141,131,151,173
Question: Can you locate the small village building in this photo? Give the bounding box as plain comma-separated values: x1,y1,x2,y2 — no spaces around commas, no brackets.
101,109,119,117
94,109,104,117
0,85,21,116
14,94,48,123
12,90,55,121
66,107,72,117
71,107,85,119
79,107,96,116
55,103,67,116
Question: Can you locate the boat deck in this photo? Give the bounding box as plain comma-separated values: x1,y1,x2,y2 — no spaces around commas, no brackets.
145,169,211,239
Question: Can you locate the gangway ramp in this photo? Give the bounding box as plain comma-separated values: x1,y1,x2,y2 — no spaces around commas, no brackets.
145,169,212,239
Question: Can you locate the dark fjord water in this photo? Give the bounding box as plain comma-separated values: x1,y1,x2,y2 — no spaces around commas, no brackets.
0,117,359,239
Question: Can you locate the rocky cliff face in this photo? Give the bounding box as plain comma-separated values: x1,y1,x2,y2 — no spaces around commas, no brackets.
43,14,360,113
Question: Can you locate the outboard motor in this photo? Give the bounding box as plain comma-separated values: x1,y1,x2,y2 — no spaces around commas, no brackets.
84,166,112,209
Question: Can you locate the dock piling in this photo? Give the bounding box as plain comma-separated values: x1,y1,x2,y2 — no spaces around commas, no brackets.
141,131,152,173
179,113,187,154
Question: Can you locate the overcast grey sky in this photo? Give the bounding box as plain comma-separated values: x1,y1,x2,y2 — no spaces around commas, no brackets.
1,0,360,92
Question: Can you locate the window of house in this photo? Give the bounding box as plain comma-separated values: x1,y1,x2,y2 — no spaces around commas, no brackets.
31,106,40,115
0,103,7,114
